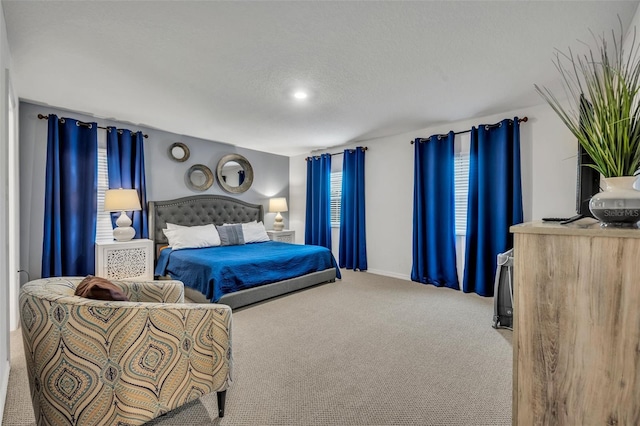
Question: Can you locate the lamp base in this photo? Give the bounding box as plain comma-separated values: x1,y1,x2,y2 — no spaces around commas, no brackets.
113,211,136,241
273,212,284,231
113,226,136,242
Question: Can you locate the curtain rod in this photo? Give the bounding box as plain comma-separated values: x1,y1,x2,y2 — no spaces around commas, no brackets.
410,116,528,144
305,146,368,161
37,113,149,138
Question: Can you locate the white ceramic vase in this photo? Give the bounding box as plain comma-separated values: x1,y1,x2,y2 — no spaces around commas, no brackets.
589,176,640,227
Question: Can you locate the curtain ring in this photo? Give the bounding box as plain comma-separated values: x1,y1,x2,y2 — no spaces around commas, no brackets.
88,123,92,129
485,125,490,130
499,122,503,127
118,129,123,135
437,135,442,141
60,118,66,124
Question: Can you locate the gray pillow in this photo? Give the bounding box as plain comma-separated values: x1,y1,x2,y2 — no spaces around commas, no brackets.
216,224,245,246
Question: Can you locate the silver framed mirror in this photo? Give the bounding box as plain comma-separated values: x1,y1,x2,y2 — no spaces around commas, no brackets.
216,154,253,194
169,142,190,162
187,164,214,191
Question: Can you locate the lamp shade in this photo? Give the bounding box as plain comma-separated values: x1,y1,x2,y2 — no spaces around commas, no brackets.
268,197,288,213
104,189,141,212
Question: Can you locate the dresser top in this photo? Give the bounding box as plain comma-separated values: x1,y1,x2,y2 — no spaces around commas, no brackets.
511,219,640,238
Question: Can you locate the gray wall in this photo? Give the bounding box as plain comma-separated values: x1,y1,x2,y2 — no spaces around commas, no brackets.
19,101,290,280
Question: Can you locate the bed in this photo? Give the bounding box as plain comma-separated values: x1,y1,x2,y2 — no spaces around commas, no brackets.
149,195,339,309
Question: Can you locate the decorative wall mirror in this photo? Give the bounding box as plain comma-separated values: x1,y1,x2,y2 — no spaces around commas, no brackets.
216,154,254,194
169,142,190,162
187,164,214,191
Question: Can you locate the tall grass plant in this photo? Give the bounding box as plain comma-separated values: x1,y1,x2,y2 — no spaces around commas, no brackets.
535,24,640,178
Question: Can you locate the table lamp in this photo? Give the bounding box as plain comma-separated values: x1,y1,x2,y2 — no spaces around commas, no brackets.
268,197,288,231
104,188,142,241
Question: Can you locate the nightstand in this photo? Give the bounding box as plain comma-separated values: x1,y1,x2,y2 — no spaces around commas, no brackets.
95,239,154,280
266,230,295,243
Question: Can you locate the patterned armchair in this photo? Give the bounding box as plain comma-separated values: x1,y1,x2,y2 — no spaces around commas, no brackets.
19,277,232,426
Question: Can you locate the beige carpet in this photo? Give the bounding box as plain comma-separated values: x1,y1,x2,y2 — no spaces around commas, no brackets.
3,270,512,425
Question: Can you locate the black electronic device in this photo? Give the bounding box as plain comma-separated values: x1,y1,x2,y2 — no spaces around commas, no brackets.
576,144,601,213
561,95,602,225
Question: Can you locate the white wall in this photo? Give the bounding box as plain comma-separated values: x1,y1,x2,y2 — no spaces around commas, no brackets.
625,6,640,57
0,1,12,421
290,103,577,280
7,82,18,332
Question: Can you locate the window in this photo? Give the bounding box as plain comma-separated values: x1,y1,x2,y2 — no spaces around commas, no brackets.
454,152,470,235
95,148,114,241
330,172,342,228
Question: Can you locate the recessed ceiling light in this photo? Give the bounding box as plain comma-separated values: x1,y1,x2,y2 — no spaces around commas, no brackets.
293,91,308,100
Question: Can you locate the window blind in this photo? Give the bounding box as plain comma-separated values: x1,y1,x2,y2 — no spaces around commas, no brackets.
454,152,470,235
330,171,342,228
95,148,114,242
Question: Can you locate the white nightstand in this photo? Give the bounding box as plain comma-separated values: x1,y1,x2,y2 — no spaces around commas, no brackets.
95,239,154,280
266,230,295,243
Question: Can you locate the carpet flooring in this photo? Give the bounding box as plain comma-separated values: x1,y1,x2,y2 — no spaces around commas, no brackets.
3,270,512,425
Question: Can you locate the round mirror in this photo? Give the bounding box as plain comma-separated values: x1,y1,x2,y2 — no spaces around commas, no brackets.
216,154,253,194
221,161,242,186
169,142,190,162
187,164,213,191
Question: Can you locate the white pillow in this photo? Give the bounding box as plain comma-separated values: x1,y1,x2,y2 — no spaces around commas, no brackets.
242,221,270,243
166,222,190,229
162,224,221,250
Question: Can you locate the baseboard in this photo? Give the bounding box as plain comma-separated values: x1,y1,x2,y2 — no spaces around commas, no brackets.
365,269,411,281
0,359,10,425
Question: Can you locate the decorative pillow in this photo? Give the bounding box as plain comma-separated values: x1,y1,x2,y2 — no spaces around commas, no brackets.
242,221,270,243
216,224,245,246
75,275,129,301
162,224,221,250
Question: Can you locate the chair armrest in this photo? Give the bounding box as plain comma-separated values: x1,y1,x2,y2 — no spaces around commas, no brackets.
25,277,185,303
113,279,185,303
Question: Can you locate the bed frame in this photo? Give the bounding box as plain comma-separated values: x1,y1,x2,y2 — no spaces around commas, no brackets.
148,195,336,309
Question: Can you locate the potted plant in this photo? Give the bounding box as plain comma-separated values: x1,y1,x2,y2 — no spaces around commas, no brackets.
535,24,640,226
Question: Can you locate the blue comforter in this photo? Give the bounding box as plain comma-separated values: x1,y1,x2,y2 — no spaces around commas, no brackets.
155,241,341,302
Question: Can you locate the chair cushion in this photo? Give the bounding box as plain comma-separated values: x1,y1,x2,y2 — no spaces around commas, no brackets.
75,275,130,301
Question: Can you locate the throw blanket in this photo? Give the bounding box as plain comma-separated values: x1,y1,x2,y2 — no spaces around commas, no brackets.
155,241,341,302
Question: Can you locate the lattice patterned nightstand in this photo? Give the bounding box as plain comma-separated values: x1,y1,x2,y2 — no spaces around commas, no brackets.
266,230,295,243
95,239,154,280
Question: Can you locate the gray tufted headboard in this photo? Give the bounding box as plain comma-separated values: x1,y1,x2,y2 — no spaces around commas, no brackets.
148,195,264,256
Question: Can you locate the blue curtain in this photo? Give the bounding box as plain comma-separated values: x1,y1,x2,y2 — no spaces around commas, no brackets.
305,154,332,249
411,132,459,289
107,127,148,239
463,118,523,296
42,115,98,277
339,147,367,270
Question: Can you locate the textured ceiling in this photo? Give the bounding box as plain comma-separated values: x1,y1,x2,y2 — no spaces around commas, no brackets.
4,1,639,156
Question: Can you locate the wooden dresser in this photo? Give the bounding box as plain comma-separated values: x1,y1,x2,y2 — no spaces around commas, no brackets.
510,220,640,425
